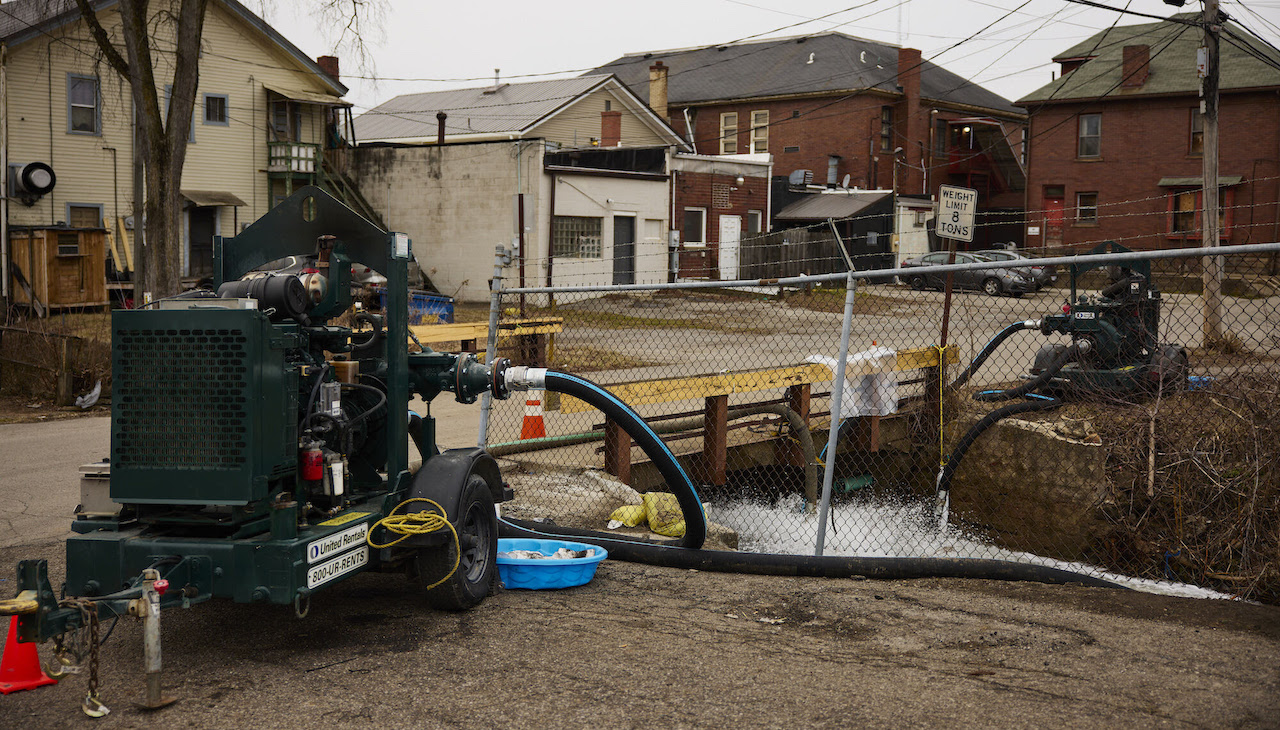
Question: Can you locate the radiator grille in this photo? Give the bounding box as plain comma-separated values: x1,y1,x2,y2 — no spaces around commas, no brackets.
114,328,250,470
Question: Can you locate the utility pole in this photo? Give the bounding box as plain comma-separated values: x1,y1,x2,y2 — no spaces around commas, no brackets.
1200,0,1224,345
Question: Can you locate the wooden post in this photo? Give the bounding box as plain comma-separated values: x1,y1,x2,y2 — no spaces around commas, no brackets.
56,337,73,406
779,383,812,468
703,394,728,486
603,418,631,485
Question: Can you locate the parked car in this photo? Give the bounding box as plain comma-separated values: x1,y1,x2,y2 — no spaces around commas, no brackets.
900,252,1034,297
975,249,1057,291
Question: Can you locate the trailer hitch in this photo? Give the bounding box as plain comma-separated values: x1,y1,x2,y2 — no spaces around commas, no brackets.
2,558,210,713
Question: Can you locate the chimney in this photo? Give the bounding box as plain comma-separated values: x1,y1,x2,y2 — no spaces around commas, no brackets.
316,55,340,82
1121,45,1150,88
896,47,923,193
601,110,622,147
648,61,669,121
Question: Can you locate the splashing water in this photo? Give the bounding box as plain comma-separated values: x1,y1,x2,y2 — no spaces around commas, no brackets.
706,494,1235,601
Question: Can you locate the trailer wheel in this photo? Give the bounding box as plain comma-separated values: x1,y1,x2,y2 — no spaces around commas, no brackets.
418,474,497,611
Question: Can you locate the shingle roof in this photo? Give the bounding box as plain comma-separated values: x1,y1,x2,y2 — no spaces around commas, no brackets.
1017,14,1280,104
354,76,621,142
0,0,85,42
590,32,1021,116
775,191,891,221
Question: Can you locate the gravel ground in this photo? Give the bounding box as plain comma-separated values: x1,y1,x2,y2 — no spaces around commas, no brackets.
2,537,1277,729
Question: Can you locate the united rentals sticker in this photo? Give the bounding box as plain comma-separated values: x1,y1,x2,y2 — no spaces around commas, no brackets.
307,522,370,564
307,545,368,589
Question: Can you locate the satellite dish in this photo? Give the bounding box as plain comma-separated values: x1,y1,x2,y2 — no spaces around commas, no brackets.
842,174,851,189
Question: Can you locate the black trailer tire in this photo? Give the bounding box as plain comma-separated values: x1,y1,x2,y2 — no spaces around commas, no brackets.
418,474,498,611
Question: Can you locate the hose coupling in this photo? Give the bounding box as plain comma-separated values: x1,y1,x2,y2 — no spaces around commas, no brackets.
1024,319,1041,328
504,366,548,392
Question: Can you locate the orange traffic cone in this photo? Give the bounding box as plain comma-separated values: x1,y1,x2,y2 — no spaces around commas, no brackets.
0,616,57,693
520,397,547,440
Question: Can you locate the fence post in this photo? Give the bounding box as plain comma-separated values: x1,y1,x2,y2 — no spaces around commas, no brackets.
477,245,509,448
815,269,856,556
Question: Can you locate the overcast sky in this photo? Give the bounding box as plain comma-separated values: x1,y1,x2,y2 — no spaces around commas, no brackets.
263,0,1280,115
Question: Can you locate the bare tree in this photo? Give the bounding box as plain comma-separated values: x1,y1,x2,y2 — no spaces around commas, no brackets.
72,0,381,299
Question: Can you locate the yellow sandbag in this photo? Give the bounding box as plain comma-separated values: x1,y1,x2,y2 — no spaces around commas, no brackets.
643,492,686,537
608,504,647,528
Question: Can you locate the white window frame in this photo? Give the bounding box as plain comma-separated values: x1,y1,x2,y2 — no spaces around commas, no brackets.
1077,113,1101,158
750,110,768,154
719,113,738,154
66,73,100,135
683,207,707,247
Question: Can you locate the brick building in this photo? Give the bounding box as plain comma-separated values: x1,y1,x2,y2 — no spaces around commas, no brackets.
593,32,1027,248
1017,14,1280,250
670,154,771,279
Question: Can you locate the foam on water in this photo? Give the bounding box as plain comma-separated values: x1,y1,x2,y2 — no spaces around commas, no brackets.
706,494,1235,601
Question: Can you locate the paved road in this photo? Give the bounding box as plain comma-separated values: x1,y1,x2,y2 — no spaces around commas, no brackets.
0,399,484,548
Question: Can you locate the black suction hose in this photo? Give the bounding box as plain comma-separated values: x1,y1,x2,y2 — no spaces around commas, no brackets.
934,341,1088,524
531,370,707,549
948,320,1038,390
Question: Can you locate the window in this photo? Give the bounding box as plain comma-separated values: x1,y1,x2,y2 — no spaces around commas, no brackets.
719,113,737,154
880,107,894,152
56,232,80,256
1189,110,1203,156
747,210,763,235
551,216,602,258
750,111,768,153
1171,191,1196,234
204,94,229,125
1077,113,1101,158
271,99,301,141
682,208,706,246
1168,188,1233,237
1076,192,1098,224
67,74,99,134
67,203,102,228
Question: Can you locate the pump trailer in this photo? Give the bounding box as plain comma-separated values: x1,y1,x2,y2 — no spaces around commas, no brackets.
0,188,518,710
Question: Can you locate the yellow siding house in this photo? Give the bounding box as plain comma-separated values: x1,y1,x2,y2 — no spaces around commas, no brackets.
1,0,352,308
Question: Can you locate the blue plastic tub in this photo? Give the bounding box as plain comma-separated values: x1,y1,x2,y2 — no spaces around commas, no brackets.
373,287,454,325
496,538,608,590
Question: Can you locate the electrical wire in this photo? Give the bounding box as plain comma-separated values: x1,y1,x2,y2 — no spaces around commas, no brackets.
366,498,460,590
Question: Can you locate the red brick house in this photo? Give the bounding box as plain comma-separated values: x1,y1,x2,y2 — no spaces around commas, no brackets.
1016,14,1280,250
593,32,1027,249
669,153,771,280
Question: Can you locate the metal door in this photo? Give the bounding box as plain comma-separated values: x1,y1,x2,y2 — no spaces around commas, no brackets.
718,215,741,280
612,216,635,285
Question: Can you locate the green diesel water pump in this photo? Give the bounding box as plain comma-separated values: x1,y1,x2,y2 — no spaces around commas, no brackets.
0,187,513,710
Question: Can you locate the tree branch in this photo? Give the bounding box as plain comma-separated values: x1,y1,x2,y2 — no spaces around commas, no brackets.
73,0,131,77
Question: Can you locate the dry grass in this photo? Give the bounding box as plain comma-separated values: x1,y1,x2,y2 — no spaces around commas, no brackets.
1081,376,1280,603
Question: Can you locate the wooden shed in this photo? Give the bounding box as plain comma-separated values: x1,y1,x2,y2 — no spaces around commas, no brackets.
8,227,109,315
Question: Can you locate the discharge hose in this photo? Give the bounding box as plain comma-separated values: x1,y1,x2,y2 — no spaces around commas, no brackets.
497,515,1123,588
503,367,707,549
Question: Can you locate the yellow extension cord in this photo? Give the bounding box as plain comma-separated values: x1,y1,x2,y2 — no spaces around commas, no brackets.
366,497,461,590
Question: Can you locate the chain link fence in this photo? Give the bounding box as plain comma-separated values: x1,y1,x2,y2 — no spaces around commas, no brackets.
479,240,1280,603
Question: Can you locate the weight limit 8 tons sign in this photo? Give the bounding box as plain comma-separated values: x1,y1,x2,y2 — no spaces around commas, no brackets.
937,184,977,243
